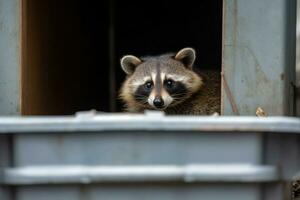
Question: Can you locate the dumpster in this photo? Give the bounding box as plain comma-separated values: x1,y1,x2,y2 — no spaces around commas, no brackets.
0,111,300,200
0,0,299,199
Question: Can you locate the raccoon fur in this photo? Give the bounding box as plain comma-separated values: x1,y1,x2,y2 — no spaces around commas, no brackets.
119,47,220,115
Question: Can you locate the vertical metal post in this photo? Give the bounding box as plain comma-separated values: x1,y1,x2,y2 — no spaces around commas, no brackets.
296,0,300,116
0,0,21,115
222,0,296,116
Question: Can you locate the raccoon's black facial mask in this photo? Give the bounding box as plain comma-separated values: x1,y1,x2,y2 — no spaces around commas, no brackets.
164,80,189,100
133,81,153,106
133,78,189,109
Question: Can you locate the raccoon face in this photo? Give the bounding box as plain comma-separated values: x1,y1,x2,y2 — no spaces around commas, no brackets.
120,48,202,111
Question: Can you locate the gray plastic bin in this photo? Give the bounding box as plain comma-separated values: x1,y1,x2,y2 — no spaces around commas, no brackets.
0,112,300,200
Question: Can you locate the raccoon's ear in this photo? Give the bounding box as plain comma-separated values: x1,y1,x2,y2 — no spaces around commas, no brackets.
174,47,196,69
120,55,142,75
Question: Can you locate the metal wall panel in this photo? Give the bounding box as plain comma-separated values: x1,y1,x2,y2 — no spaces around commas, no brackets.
15,184,261,200
0,0,21,115
0,114,298,200
12,131,263,200
13,132,262,166
223,0,296,116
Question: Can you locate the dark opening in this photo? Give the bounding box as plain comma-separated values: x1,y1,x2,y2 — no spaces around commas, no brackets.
21,0,222,115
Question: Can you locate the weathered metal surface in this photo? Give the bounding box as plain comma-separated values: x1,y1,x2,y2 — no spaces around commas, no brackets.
3,164,279,185
0,112,296,200
13,132,262,166
14,184,261,200
223,0,296,116
0,0,21,115
296,0,300,116
0,112,299,133
0,136,12,200
264,134,300,180
7,113,267,200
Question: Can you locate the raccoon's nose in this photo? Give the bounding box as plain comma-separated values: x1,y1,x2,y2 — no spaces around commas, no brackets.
153,97,164,108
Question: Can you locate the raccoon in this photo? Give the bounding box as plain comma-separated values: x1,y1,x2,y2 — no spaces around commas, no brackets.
119,47,220,115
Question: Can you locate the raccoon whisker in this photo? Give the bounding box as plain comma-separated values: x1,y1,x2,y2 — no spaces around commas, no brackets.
134,98,148,102
137,100,149,105
171,93,188,97
171,94,187,97
134,96,147,98
172,97,185,100
171,93,187,96
174,91,193,95
134,96,148,99
134,95,148,98
135,98,147,101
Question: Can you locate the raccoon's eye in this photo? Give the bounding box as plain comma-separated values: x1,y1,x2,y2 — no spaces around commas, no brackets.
165,79,174,88
144,81,153,89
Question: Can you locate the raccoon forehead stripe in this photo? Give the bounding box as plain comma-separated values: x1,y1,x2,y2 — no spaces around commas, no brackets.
131,77,152,87
166,74,190,82
143,76,152,83
151,73,156,83
155,62,162,94
160,72,166,82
